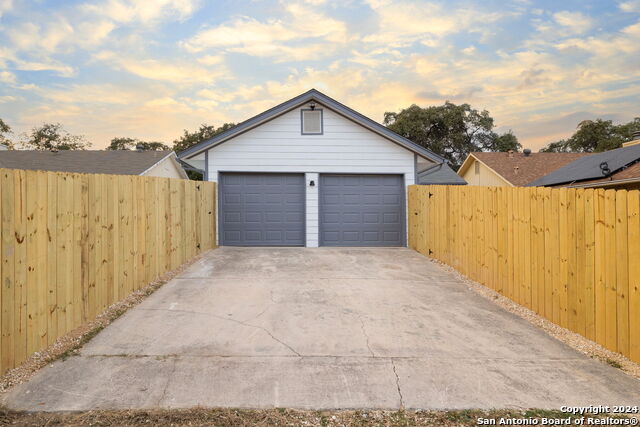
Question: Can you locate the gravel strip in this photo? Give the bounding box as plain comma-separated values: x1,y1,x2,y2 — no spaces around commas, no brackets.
431,259,640,379
0,250,211,394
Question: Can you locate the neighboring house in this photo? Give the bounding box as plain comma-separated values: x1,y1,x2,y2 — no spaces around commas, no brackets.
528,137,640,190
417,162,467,185
179,88,450,248
0,150,188,179
458,151,590,187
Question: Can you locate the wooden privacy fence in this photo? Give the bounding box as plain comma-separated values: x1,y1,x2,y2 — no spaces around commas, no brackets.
408,185,640,364
0,168,216,374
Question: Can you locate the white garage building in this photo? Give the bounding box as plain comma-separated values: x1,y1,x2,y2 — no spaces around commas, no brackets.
179,89,452,247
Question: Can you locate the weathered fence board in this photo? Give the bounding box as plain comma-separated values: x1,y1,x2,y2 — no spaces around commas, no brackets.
0,168,216,374
409,185,640,364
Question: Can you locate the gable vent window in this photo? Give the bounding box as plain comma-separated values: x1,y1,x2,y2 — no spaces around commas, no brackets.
301,109,323,135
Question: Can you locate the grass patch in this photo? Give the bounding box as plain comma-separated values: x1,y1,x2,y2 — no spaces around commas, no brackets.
0,408,634,427
605,358,623,369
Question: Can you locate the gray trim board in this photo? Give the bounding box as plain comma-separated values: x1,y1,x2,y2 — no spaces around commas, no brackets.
178,89,446,163
204,150,209,181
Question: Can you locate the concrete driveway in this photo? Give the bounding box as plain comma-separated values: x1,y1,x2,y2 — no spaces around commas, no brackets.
4,247,640,410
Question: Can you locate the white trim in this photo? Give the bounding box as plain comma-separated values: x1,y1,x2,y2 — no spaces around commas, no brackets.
566,176,640,188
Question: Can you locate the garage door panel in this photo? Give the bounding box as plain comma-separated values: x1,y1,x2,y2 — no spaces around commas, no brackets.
220,173,305,246
320,174,404,247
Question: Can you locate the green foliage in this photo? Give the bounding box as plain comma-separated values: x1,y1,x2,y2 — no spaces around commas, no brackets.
172,123,235,153
22,123,91,151
491,130,521,152
107,137,137,150
108,137,169,151
384,102,520,170
540,118,640,152
0,118,15,149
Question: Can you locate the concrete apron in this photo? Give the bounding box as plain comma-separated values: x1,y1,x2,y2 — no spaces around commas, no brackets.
3,247,639,411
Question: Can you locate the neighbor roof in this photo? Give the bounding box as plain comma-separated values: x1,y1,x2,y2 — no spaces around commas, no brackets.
0,150,179,176
417,163,467,185
461,152,590,186
528,144,640,187
178,88,446,163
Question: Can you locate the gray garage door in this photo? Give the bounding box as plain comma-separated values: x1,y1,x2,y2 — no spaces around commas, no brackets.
219,173,305,246
319,174,405,247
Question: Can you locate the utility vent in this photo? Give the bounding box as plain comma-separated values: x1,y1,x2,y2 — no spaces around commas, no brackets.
301,109,322,135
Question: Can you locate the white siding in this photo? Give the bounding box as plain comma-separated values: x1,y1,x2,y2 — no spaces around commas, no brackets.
207,102,430,246
461,158,511,187
305,173,319,247
142,156,187,179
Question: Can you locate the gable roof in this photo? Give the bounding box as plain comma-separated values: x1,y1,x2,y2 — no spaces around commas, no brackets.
528,144,640,187
460,152,590,186
178,88,446,163
0,150,184,177
417,162,467,185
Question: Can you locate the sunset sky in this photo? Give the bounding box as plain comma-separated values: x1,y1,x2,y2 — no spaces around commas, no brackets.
0,0,638,150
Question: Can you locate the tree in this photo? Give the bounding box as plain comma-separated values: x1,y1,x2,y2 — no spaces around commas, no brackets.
489,130,521,153
107,137,137,150
22,123,91,150
384,102,519,170
0,118,15,149
540,118,640,153
108,137,169,151
171,123,234,180
172,123,235,153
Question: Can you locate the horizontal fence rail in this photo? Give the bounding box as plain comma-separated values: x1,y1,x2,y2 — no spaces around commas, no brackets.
0,168,216,374
409,185,640,364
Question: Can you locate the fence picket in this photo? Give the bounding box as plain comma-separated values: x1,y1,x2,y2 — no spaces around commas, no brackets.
0,169,216,374
409,185,640,364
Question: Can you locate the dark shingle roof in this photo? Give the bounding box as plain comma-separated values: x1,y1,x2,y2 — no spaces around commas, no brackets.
0,150,175,175
418,163,467,185
471,152,590,186
528,144,640,187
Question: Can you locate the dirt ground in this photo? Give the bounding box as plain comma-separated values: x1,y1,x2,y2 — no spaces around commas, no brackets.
0,408,634,427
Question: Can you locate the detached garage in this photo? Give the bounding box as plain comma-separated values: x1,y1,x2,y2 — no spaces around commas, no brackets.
179,89,447,247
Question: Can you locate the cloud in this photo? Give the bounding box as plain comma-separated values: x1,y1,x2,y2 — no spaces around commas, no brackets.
10,55,76,77
38,83,153,105
81,0,200,26
182,2,348,62
619,0,640,12
552,11,593,34
94,51,228,84
361,0,512,46
0,70,16,83
0,0,12,16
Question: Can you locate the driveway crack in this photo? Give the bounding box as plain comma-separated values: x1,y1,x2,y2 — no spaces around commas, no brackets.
157,357,178,406
391,359,404,409
141,308,301,357
358,316,375,358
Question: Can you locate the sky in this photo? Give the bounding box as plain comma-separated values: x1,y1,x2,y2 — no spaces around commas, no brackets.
0,0,638,151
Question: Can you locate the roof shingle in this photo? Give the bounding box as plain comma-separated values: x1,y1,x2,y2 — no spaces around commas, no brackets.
471,152,590,186
0,150,175,175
